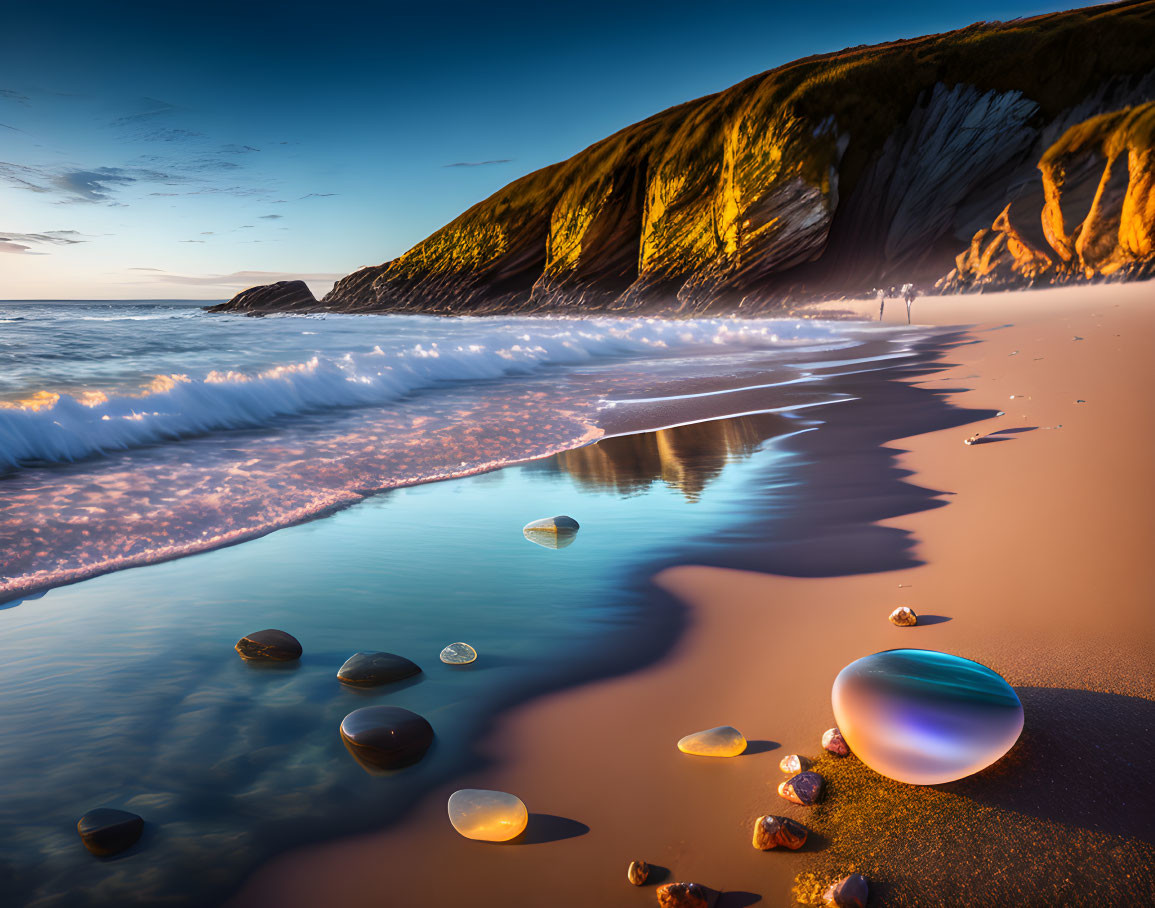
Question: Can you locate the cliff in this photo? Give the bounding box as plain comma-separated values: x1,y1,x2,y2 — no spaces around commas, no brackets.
210,0,1155,317
941,100,1155,289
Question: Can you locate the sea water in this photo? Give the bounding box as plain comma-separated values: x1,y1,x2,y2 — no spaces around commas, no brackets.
0,301,927,905
0,301,909,601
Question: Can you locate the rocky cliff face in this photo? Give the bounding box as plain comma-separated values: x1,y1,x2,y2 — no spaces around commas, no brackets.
214,0,1155,317
941,100,1155,289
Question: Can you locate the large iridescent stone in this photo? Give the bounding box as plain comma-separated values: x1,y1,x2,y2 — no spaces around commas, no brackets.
832,649,1023,785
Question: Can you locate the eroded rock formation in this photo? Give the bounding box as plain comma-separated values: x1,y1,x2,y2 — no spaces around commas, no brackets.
212,1,1155,316
941,100,1155,289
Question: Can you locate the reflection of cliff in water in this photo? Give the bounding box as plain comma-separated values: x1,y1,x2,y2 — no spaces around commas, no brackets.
534,412,790,501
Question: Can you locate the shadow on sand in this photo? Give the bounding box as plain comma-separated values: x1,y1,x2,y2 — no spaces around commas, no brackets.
944,687,1155,843
508,814,590,845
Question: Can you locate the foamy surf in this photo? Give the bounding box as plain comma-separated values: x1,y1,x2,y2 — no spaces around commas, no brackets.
0,301,918,602
0,314,860,471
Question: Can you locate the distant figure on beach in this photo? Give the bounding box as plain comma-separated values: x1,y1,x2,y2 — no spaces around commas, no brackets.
901,283,917,323
875,287,890,320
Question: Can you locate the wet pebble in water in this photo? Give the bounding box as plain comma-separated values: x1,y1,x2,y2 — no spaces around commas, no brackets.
439,642,477,664
336,652,421,686
339,706,434,771
77,808,144,857
522,515,580,549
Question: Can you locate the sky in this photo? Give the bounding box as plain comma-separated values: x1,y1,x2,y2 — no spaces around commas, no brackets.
0,0,1077,300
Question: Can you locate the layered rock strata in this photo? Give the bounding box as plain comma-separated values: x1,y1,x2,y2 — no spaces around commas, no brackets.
211,2,1155,316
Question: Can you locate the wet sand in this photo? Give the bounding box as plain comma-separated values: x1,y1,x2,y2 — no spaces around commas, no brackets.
228,282,1154,906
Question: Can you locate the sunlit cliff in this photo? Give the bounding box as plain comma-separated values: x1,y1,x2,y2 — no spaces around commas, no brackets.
212,0,1155,316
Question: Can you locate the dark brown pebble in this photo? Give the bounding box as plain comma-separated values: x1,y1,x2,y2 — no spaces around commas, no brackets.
235,628,302,662
77,808,143,856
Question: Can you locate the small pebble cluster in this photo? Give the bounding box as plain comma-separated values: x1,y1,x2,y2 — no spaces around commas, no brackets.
79,627,475,855
72,516,578,859
646,722,867,906
76,517,898,908
651,598,932,903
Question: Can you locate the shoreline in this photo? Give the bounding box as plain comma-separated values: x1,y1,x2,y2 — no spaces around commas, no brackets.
227,282,1154,906
0,321,947,907
0,315,907,608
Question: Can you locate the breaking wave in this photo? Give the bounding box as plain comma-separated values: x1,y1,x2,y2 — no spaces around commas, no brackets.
0,317,853,471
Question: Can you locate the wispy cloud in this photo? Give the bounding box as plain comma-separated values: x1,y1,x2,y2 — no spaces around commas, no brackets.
0,89,31,105
0,229,87,245
443,159,512,168
0,160,184,203
185,158,242,172
259,214,282,219
299,192,337,199
133,269,344,288
55,167,138,200
0,228,89,254
140,127,205,143
110,97,180,128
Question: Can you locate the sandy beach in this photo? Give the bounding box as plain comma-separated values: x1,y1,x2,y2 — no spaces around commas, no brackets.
228,282,1155,906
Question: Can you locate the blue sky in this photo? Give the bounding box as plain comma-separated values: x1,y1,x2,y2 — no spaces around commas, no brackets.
1,0,1071,299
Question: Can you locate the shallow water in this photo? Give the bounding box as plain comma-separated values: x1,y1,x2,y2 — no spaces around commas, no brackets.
0,408,799,907
0,302,944,906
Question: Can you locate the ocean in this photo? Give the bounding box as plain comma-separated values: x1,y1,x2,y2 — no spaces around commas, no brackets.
0,300,931,905
0,300,907,602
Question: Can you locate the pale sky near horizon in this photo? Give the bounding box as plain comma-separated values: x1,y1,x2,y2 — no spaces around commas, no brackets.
1,0,1075,300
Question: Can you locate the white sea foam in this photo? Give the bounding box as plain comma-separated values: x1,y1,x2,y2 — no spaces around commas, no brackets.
0,316,858,471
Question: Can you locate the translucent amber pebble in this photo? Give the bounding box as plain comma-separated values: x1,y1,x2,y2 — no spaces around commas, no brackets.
447,789,528,842
676,725,747,757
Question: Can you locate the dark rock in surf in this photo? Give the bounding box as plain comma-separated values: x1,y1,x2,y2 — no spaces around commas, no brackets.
339,706,434,771
235,629,302,662
337,652,422,687
205,280,318,315
77,808,144,856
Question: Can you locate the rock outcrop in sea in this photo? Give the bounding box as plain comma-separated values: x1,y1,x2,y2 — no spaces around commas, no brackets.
211,2,1155,317
210,280,318,315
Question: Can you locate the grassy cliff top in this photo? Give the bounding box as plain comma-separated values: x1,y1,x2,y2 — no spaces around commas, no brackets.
396,0,1155,270
1041,97,1155,163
